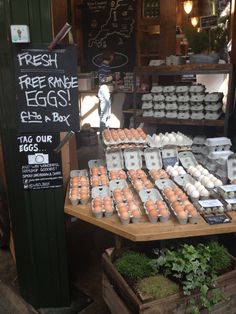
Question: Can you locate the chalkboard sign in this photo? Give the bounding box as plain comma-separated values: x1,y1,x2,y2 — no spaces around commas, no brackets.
83,0,136,72
17,133,63,190
14,44,79,132
200,15,218,29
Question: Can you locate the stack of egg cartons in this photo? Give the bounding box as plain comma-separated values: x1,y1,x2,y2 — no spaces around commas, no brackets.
141,93,153,117
189,84,205,119
152,86,165,118
192,135,207,164
204,92,223,120
204,137,233,183
176,86,190,119
163,86,177,118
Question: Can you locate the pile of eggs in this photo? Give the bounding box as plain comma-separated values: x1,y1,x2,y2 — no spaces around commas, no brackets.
166,165,186,177
171,200,199,224
153,132,184,147
109,169,127,180
69,185,90,205
187,165,208,178
90,165,109,187
150,169,169,180
163,186,188,203
112,187,134,203
144,199,169,223
187,165,222,187
185,182,209,199
103,128,147,143
92,196,114,218
116,201,141,224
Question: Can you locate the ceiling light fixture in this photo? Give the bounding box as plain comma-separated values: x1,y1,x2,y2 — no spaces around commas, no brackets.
191,16,199,27
183,1,193,14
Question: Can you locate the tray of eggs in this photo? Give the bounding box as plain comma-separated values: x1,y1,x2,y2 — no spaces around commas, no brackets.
116,201,142,224
217,184,236,199
128,169,154,191
149,169,169,181
108,169,127,180
166,165,186,178
89,164,109,187
112,187,134,204
196,199,225,214
102,128,147,146
144,199,170,223
171,200,199,224
92,196,114,218
221,198,236,211
69,174,90,206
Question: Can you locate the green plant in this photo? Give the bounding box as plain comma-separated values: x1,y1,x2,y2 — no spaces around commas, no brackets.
185,29,209,54
114,251,154,281
208,241,231,271
136,275,180,300
150,242,231,314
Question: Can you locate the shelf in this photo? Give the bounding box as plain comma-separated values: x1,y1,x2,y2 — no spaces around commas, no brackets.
136,63,233,75
135,116,225,127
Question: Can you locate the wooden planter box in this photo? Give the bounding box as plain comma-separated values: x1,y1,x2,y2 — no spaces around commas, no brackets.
102,248,236,314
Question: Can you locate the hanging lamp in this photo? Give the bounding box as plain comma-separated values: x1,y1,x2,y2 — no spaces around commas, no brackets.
183,0,193,14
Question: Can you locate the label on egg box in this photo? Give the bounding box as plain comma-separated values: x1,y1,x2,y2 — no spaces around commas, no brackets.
198,199,223,208
225,198,236,204
219,185,236,192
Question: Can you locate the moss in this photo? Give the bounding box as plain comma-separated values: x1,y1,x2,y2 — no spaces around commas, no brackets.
114,251,154,281
137,275,180,300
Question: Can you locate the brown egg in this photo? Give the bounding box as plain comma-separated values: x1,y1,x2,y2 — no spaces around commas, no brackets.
178,211,188,219
163,187,172,195
91,167,99,175
101,178,108,185
160,208,169,218
94,197,102,206
149,209,158,218
80,186,88,193
185,204,196,212
80,192,88,200
132,210,141,218
174,204,184,213
120,212,129,220
146,204,156,213
99,166,107,174
128,169,136,176
129,203,138,212
104,204,113,212
114,194,123,203
134,180,143,190
93,205,102,212
156,200,164,207
157,203,166,211
231,179,236,184
168,194,177,203
72,176,79,183
146,200,155,207
113,188,121,196
72,181,78,188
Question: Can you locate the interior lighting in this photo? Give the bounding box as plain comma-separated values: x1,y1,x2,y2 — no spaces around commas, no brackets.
191,16,199,27
183,1,193,14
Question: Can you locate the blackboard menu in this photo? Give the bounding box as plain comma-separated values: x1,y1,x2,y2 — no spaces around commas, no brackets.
83,0,136,72
17,134,63,190
200,15,218,29
14,44,79,133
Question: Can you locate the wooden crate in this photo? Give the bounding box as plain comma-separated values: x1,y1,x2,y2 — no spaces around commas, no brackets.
102,249,236,314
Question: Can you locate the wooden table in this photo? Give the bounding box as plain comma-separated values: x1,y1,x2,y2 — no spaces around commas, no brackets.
64,195,236,242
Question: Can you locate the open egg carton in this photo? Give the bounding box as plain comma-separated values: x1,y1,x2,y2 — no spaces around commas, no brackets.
196,199,225,214
127,169,154,191
91,186,114,218
178,151,198,169
205,137,232,153
139,188,170,223
217,184,236,199
147,132,192,148
116,201,142,225
161,145,179,170
102,128,147,146
69,169,90,205
88,159,109,187
106,148,125,179
166,165,186,178
70,169,89,187
109,179,134,204
205,150,233,175
144,147,169,180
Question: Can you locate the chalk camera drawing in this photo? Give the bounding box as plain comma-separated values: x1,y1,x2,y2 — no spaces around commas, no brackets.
28,153,49,165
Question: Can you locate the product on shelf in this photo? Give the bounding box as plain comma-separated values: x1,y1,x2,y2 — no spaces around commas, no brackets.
92,196,114,218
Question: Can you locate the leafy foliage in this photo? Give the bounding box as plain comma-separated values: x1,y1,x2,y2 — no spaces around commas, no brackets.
136,275,180,300
185,29,209,54
114,251,154,281
150,242,231,313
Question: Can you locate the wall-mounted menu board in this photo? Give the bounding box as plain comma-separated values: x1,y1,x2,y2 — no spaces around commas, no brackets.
14,44,79,133
83,0,136,72
17,134,63,190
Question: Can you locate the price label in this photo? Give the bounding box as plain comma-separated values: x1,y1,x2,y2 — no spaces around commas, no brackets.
198,199,223,208
219,185,236,192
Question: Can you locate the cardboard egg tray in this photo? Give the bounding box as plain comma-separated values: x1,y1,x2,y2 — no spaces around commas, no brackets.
90,174,109,187
217,184,236,199
108,169,127,180
116,201,142,224
144,203,170,223
178,151,198,169
69,187,90,206
91,195,115,219
102,128,147,146
170,202,199,225
141,93,153,101
153,94,165,102
70,169,89,188
88,159,106,173
142,101,153,110
105,148,124,172
205,137,232,153
151,86,163,93
153,102,165,110
196,199,225,214
153,110,165,118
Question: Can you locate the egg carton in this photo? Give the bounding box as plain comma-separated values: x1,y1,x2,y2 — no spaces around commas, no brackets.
227,154,236,181
153,94,165,102
151,86,163,93
141,93,153,101
155,179,176,191
108,169,127,180
191,112,205,120
88,159,105,170
204,111,222,120
142,101,153,110
215,169,228,184
190,94,205,102
102,129,122,145
218,184,236,199
177,95,190,102
92,197,115,218
105,149,124,171
144,147,162,170
205,102,222,112
177,111,190,119
144,204,170,223
175,86,189,94
166,102,178,110
194,153,205,165
178,103,190,111
193,135,206,145
124,148,143,170
205,137,232,153
70,169,88,178
189,84,206,94
165,95,177,102
91,186,111,198
222,198,236,211
191,104,204,111
149,169,169,181
162,86,175,94
109,179,128,191
139,188,163,203
165,110,178,119
170,204,199,224
204,92,223,102
153,110,165,118
153,102,165,110
174,173,195,188
143,109,154,117
116,205,142,224
196,199,225,214
69,187,90,206
162,145,178,168
178,151,198,169
192,145,207,154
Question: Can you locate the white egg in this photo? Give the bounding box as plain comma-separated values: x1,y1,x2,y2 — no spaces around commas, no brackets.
186,183,192,189
201,177,209,186
196,165,203,170
191,190,200,198
207,174,214,179
201,189,210,197
168,135,176,144
154,135,161,145
206,181,214,189
173,164,178,170
194,182,201,188
176,135,183,144
193,170,201,177
214,179,223,187
166,165,172,172
201,169,209,176
162,136,169,145
171,170,179,177
187,185,195,194
188,166,194,172
179,169,186,175
210,176,218,183
197,185,205,194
